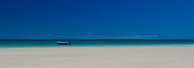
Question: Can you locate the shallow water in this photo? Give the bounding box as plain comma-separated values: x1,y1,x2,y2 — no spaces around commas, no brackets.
1,39,194,47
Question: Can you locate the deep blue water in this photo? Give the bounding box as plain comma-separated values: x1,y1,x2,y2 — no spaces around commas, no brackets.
1,39,194,47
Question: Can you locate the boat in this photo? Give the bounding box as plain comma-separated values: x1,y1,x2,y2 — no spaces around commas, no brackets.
57,41,71,45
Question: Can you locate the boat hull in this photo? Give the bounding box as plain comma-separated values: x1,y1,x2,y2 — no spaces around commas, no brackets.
57,42,71,45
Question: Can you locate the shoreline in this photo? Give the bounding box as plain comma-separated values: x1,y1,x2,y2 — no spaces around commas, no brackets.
1,44,194,48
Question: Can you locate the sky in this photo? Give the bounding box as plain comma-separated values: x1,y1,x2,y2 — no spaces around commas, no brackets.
1,0,194,39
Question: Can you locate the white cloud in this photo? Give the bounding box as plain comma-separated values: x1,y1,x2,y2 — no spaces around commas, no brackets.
0,34,158,39
72,35,158,39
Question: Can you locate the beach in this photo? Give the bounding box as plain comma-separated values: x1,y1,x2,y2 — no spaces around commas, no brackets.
0,46,194,68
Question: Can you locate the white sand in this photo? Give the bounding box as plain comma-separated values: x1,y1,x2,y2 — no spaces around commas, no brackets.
0,46,194,68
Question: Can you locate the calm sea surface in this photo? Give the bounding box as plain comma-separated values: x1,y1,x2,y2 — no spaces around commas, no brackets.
1,39,194,47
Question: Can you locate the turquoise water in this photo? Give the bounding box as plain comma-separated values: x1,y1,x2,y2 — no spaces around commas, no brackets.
1,39,194,47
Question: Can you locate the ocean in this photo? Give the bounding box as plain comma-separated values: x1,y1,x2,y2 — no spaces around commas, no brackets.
1,39,194,48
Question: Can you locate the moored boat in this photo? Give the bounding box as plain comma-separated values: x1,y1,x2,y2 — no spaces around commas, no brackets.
57,41,71,45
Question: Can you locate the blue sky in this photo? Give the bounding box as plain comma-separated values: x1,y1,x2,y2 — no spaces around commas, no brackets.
1,0,194,39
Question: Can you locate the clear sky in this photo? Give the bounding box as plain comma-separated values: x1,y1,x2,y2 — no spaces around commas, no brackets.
1,0,194,39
